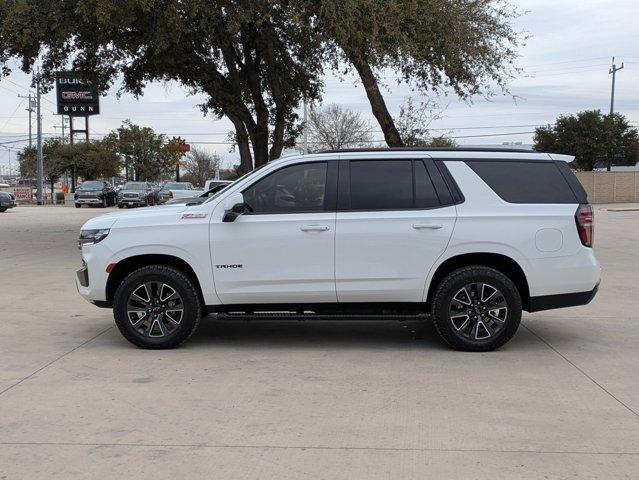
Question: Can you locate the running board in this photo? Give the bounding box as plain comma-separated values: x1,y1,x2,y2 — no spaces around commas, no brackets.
217,312,429,321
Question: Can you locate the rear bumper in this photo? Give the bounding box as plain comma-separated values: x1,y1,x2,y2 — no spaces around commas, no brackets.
528,283,599,312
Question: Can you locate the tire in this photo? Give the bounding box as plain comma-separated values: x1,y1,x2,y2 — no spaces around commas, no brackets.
118,204,123,209
431,266,522,352
113,265,202,349
0,208,6,212
75,203,81,208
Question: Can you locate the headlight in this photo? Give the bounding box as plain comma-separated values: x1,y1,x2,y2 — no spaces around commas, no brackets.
78,229,110,249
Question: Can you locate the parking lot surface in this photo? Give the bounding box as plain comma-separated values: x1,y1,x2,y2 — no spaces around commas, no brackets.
1,205,638,479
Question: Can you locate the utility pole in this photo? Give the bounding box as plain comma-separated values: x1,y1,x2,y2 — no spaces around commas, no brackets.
608,57,624,171
18,93,35,148
36,72,44,205
302,98,309,154
53,116,69,142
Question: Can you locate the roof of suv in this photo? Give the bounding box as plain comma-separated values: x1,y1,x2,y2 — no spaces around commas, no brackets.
306,147,574,163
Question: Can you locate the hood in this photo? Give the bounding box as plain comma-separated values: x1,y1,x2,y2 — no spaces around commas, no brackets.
80,203,189,230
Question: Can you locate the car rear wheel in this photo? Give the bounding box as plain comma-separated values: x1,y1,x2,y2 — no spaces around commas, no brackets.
431,266,522,351
113,265,202,349
0,208,6,212
75,203,81,208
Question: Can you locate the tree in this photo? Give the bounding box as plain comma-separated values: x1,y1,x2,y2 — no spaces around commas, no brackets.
310,0,521,146
18,137,120,199
116,121,173,181
533,110,639,171
395,98,444,147
18,139,64,203
1,1,520,171
0,1,324,173
184,147,221,187
55,139,121,180
307,104,372,152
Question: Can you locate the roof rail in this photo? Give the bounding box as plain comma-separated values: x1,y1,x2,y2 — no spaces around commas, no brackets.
320,147,536,154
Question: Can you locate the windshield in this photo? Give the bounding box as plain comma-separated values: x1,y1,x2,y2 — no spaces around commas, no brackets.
123,182,147,190
79,181,103,189
161,182,188,191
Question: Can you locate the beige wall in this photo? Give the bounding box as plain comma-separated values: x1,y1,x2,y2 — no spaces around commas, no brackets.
575,171,639,203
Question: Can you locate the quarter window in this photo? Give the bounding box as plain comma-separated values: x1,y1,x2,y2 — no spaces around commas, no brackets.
243,162,328,213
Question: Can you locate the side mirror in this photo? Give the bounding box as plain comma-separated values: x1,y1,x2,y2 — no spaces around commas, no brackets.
223,192,248,222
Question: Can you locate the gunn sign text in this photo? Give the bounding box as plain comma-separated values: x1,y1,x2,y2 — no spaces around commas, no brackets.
56,73,100,116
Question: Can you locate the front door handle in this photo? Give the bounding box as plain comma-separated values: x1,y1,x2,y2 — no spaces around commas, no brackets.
300,225,330,232
412,222,443,230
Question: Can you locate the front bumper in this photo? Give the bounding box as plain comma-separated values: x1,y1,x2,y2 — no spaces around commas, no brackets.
76,197,103,204
118,198,146,206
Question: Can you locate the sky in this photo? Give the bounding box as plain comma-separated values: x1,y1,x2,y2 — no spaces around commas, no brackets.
0,0,638,174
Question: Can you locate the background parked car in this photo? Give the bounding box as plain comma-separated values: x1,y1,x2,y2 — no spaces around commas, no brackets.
117,181,156,208
0,191,16,212
164,181,233,206
157,182,196,204
74,181,117,208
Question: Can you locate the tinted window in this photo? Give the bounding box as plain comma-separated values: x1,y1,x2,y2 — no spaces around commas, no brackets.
414,160,440,208
467,160,578,204
350,160,413,210
243,162,327,213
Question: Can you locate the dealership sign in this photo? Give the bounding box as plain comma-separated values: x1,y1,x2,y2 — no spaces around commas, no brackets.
55,72,100,116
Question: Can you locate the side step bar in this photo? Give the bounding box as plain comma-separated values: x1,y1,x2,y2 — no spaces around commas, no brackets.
217,312,429,321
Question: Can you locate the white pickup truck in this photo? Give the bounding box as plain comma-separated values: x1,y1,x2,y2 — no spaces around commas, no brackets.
166,180,231,202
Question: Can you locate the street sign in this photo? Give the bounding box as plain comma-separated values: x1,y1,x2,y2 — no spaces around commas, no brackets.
180,143,191,153
55,72,100,116
13,186,32,199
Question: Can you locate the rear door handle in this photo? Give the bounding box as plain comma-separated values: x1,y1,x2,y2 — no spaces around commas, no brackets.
412,223,443,230
300,225,330,232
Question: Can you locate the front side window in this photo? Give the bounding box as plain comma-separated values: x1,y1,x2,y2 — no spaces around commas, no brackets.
243,162,328,214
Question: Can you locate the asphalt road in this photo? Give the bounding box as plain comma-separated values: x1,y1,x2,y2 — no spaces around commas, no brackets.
1,205,638,479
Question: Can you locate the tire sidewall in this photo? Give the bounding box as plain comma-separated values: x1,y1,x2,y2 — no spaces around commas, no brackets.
113,266,201,348
433,267,522,351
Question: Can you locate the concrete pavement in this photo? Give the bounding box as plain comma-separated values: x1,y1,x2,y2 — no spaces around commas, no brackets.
0,205,637,479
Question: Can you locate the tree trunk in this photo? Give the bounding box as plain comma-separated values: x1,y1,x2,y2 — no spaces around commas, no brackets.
228,114,253,175
270,111,286,160
352,59,404,147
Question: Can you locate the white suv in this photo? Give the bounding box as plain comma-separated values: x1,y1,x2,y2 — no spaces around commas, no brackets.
76,148,600,351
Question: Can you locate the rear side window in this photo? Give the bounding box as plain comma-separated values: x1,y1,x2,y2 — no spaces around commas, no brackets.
348,160,440,210
466,160,579,204
350,160,413,210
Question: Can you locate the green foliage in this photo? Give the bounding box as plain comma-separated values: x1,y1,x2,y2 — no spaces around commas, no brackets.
533,110,639,171
18,137,119,181
116,120,173,181
0,0,325,172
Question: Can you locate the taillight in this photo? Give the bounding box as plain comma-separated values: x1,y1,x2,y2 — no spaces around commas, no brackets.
575,204,594,247
168,191,173,199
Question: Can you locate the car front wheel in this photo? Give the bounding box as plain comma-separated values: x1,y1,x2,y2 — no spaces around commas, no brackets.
431,266,522,351
113,265,202,349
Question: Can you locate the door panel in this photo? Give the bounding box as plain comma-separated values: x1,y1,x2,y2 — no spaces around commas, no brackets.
211,211,336,304
334,158,456,303
209,159,338,305
335,207,456,302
